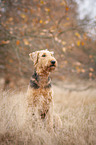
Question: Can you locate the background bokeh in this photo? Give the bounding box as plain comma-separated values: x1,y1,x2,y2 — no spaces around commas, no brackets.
0,0,96,89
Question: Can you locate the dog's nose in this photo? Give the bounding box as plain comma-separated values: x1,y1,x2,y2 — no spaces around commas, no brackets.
51,60,55,65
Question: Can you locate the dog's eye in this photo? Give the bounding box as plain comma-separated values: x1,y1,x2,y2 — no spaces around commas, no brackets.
42,54,46,57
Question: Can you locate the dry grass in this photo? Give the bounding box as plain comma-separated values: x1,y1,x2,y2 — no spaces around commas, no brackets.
0,81,96,145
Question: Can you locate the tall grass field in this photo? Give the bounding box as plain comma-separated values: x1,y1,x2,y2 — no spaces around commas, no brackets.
0,81,96,145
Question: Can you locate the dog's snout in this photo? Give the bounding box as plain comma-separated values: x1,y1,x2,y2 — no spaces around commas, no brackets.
51,60,55,65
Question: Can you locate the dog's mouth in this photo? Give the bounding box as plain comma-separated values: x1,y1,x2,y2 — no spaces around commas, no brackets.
44,63,57,72
50,64,55,67
48,64,56,71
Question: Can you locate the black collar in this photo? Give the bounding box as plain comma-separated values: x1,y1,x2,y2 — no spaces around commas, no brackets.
29,71,51,89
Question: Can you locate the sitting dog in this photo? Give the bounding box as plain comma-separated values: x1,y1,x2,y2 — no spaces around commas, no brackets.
27,49,62,132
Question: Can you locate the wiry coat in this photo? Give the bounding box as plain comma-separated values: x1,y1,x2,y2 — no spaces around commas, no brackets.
27,50,59,131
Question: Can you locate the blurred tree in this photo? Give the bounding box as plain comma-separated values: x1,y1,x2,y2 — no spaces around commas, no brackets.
0,0,96,89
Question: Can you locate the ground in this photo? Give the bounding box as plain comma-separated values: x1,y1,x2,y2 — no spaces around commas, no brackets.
0,79,96,145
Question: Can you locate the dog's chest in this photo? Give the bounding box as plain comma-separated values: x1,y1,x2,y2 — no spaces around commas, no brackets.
32,88,53,107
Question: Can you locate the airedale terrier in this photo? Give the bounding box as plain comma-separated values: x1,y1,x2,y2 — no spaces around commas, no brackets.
27,49,62,131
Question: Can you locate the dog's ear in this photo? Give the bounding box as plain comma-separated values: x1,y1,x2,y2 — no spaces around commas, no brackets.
29,51,39,65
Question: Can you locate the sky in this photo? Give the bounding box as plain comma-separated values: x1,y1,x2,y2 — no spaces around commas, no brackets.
75,0,96,39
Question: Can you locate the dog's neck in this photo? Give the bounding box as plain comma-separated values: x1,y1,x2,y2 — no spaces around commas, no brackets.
30,71,51,89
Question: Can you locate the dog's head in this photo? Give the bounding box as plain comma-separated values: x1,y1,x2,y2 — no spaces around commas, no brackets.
29,49,57,74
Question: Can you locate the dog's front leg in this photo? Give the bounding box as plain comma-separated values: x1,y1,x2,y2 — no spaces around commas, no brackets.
45,104,54,133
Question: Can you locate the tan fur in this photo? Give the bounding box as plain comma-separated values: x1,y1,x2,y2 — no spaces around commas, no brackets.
27,49,62,132
29,49,56,75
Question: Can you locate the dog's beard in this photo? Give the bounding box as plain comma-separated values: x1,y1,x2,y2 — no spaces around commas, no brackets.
39,63,56,73
46,65,56,72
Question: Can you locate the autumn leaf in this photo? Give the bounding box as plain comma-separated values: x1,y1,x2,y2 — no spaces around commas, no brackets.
8,17,13,22
16,40,20,45
60,1,66,6
9,59,13,63
77,40,80,46
89,55,93,59
42,29,48,32
75,62,81,66
44,20,49,24
81,41,84,46
64,22,70,26
76,66,81,73
23,39,29,45
45,8,50,12
75,32,80,38
20,13,26,19
89,72,93,78
54,37,58,41
66,17,69,20
62,41,66,45
89,68,94,72
65,6,69,11
39,20,43,24
81,68,85,73
62,47,66,52
40,0,44,4
0,40,10,45
40,32,45,35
